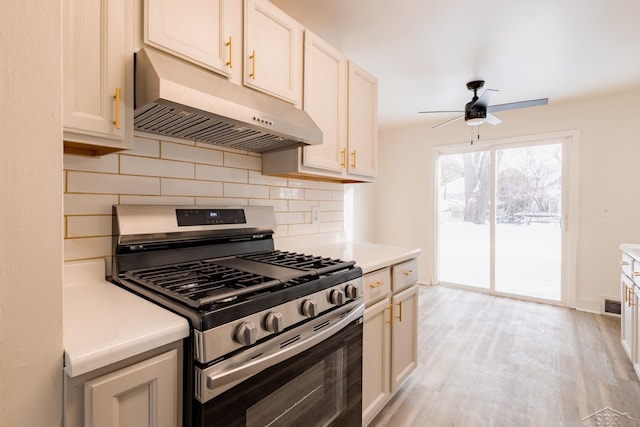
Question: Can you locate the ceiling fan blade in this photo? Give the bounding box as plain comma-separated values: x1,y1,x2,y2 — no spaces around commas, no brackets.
432,115,464,129
418,110,464,114
485,113,502,126
472,89,498,108
487,98,548,113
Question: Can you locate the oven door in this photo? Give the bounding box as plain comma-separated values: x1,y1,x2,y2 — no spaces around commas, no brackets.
194,302,364,427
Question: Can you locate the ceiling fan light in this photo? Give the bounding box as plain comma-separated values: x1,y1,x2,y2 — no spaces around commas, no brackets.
466,117,485,126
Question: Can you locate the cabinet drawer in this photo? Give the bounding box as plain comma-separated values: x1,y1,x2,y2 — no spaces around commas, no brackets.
392,259,418,292
622,252,634,279
364,268,391,306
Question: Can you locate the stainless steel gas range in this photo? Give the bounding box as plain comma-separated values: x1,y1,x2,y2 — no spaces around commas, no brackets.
111,205,364,427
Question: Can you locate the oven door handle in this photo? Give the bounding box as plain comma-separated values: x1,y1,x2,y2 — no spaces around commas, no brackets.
206,302,364,395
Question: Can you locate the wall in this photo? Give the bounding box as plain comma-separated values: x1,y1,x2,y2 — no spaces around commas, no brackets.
374,86,640,312
0,1,63,426
63,135,345,271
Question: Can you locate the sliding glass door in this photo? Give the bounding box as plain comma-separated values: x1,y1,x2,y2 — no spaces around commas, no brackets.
437,137,569,303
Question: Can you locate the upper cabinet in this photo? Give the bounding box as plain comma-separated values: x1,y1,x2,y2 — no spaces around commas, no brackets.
144,0,235,78
63,0,134,156
300,31,347,174
244,0,303,104
262,31,378,183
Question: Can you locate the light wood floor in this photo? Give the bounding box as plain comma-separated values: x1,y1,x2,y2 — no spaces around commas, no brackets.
369,285,640,427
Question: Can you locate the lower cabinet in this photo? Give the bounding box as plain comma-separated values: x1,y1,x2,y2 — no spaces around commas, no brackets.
64,342,183,427
620,248,640,381
362,260,419,426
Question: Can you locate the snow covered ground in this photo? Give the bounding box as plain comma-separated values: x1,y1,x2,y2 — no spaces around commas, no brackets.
438,221,561,301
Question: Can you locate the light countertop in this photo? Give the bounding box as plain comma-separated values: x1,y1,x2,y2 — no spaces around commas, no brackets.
275,234,422,274
63,259,189,378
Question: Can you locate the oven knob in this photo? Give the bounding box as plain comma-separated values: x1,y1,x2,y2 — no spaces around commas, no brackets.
344,284,359,299
264,312,284,333
234,322,257,346
301,299,318,318
329,289,345,305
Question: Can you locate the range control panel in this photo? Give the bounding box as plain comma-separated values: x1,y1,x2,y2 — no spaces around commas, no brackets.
176,209,247,226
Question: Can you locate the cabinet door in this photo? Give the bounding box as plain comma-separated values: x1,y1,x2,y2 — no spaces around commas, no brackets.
63,0,133,153
244,0,302,104
622,274,636,362
301,31,347,174
84,350,179,427
391,285,418,392
362,298,392,426
347,61,378,179
145,0,233,76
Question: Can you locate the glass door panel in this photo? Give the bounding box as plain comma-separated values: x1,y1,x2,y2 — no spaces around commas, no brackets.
438,151,491,289
495,143,562,300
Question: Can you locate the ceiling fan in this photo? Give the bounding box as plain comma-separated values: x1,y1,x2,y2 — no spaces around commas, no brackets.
419,80,548,129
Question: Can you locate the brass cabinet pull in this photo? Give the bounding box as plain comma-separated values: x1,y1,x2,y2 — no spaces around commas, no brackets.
340,149,346,168
630,289,636,307
249,50,256,79
403,270,414,276
625,285,630,303
386,305,393,325
369,281,384,289
396,301,403,322
633,272,640,277
621,261,630,266
226,37,233,68
351,150,357,169
112,87,121,129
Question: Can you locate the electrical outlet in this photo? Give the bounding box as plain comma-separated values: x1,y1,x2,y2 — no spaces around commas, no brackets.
311,206,320,224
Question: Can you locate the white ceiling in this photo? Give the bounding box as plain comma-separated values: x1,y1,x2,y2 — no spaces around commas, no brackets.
271,0,640,130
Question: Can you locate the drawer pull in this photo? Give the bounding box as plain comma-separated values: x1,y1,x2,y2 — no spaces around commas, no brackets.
403,270,415,276
634,272,640,277
621,261,630,266
369,281,385,289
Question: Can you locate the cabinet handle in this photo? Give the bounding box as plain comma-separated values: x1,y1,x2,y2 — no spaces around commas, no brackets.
340,149,346,168
630,290,636,307
226,37,233,68
625,285,630,303
249,50,256,79
386,305,393,325
403,270,414,276
351,150,357,169
621,261,630,266
112,87,121,129
396,301,403,322
633,272,640,277
369,281,384,289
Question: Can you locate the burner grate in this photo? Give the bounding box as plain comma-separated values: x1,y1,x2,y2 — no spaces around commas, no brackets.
124,259,282,308
239,250,355,275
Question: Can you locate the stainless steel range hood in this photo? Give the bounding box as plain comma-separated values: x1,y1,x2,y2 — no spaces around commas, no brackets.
134,48,322,153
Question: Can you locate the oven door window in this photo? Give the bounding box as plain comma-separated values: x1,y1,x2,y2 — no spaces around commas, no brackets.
197,321,362,427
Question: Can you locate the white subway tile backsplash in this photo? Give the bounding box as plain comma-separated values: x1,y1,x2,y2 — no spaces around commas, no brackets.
119,195,195,205
67,171,160,195
224,152,261,170
128,136,160,157
64,137,346,262
270,187,304,200
196,164,248,183
64,153,119,173
224,182,269,199
305,189,333,201
161,141,224,165
121,155,194,179
66,215,112,238
64,194,119,215
161,178,223,197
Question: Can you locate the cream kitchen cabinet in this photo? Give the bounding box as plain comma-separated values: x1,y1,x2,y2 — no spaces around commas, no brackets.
261,35,378,183
63,0,134,156
362,260,418,426
244,0,303,104
64,343,182,427
620,246,640,381
144,0,241,81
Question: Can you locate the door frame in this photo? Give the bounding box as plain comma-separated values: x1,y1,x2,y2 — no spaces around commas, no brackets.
432,130,580,308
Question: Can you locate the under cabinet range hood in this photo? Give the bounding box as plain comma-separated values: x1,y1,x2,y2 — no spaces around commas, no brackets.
133,48,322,152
